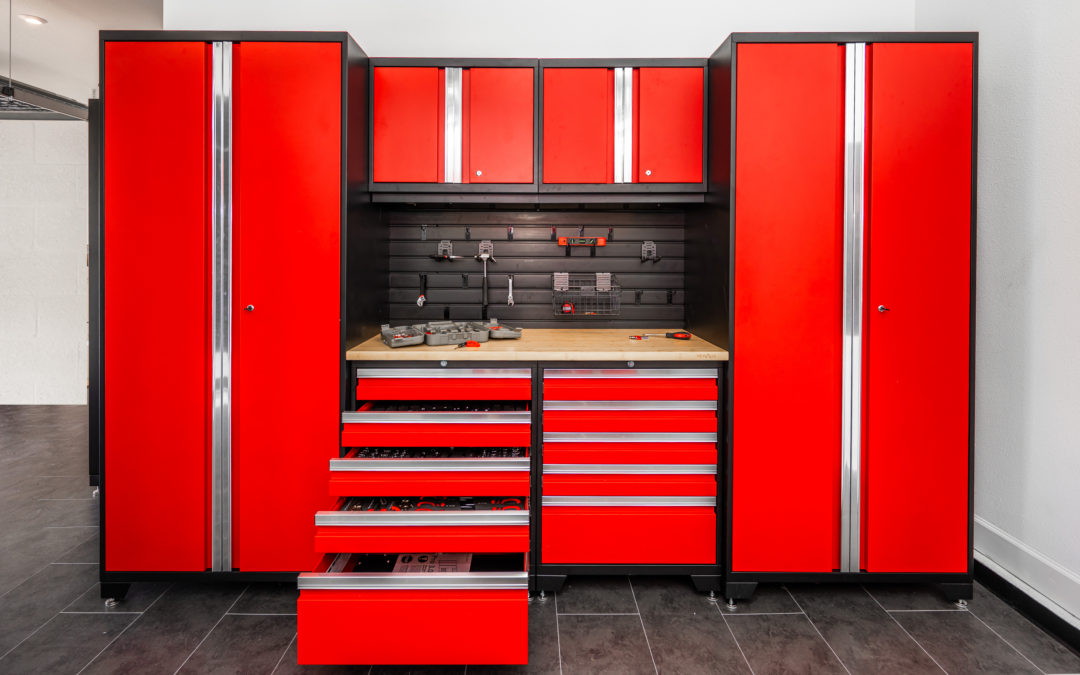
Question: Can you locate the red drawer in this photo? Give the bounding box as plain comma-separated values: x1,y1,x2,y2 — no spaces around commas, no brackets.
341,409,531,448
314,505,530,554
543,467,716,496
543,368,718,401
329,453,530,497
298,553,527,665
356,367,532,401
543,442,717,465
543,409,717,433
541,496,716,564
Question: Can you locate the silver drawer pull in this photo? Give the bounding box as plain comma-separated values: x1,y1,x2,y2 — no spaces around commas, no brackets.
542,495,715,507
543,432,717,443
342,411,531,424
356,368,531,379
544,368,718,379
299,571,528,591
543,463,716,475
315,510,530,527
330,458,530,472
543,400,717,411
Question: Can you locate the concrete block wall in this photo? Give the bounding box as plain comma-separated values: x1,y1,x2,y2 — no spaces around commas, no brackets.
0,120,88,404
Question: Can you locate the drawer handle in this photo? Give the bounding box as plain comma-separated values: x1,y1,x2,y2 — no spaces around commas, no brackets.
315,510,530,526
543,368,718,379
330,458,530,472
355,368,532,379
342,412,531,424
543,432,717,443
299,571,529,591
542,495,715,507
543,463,716,475
543,400,717,411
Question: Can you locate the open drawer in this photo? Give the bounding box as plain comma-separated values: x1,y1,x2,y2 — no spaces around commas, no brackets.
543,368,719,401
543,464,717,496
314,497,530,553
356,367,532,401
341,404,532,448
541,495,716,564
543,431,718,465
329,449,531,497
298,552,528,665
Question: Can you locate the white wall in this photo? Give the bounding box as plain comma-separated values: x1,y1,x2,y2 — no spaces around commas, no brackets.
0,120,88,404
915,0,1080,629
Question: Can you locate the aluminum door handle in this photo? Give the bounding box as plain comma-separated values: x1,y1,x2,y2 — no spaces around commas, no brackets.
878,305,890,313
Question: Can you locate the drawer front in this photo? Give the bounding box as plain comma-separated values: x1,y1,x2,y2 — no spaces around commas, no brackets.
342,422,531,448
544,378,718,401
543,442,717,465
315,524,530,554
543,467,716,496
356,368,532,401
543,409,717,433
330,471,530,497
541,498,716,564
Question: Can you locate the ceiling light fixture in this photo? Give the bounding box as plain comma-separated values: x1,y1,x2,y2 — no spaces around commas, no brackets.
18,13,46,25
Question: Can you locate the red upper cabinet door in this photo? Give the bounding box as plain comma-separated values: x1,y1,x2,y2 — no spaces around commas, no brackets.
231,42,342,572
542,68,613,184
467,67,534,183
104,41,210,573
732,43,846,573
637,67,703,183
865,42,973,574
373,66,441,182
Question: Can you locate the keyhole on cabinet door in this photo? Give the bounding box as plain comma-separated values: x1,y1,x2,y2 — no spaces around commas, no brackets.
244,304,255,312
878,305,890,313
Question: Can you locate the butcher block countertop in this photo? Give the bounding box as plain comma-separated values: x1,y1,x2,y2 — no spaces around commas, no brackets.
346,329,728,362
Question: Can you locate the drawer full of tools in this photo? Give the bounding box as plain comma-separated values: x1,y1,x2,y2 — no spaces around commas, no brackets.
329,448,531,497
342,402,532,448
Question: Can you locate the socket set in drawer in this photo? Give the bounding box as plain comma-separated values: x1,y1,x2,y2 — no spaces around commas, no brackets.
344,497,526,512
363,402,528,412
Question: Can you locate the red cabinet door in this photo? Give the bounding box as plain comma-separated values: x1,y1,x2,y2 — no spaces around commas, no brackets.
231,42,342,572
637,67,703,183
104,41,210,572
865,43,973,574
732,43,846,573
373,66,441,182
542,68,613,183
467,67,533,183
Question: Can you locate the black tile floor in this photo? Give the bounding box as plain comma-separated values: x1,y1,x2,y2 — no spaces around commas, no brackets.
3,405,1080,674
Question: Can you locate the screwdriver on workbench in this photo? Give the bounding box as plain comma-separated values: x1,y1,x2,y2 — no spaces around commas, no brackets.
629,331,691,340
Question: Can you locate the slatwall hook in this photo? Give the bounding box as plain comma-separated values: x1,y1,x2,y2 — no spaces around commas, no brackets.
635,290,643,305
443,306,450,320
461,273,469,288
507,226,514,241
550,226,557,241
667,289,676,304
465,225,471,241
420,224,428,241
578,224,584,237
608,226,614,242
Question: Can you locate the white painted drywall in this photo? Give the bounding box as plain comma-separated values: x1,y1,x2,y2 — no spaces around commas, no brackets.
915,0,1080,628
0,120,88,404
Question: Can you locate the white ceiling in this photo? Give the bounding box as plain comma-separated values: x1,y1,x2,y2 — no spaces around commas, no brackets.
1,0,162,103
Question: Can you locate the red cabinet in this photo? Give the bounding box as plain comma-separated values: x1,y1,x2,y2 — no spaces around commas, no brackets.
638,67,704,183
468,67,534,183
372,66,440,183
542,68,612,184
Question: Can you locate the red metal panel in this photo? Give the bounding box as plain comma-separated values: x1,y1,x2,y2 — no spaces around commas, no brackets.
468,68,533,183
329,471,531,497
732,43,846,573
104,41,210,572
298,588,527,665
543,410,716,432
342,423,531,448
865,43,972,574
543,378,717,401
230,42,341,572
356,378,532,401
542,68,612,183
543,474,716,496
637,67,703,183
541,507,715,563
373,66,440,182
543,443,717,465
314,525,530,554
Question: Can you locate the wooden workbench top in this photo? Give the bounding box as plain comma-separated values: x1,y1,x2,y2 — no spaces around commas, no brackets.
346,329,728,362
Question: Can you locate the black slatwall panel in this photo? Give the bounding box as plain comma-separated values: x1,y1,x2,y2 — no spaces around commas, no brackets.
386,209,687,328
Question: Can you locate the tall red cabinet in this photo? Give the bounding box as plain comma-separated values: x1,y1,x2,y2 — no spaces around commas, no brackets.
706,33,977,601
93,31,374,597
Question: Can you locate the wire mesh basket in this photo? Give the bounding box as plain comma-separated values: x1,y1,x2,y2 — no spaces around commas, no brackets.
552,272,621,316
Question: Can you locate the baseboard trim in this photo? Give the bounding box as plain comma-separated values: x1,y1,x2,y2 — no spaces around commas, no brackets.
975,559,1080,656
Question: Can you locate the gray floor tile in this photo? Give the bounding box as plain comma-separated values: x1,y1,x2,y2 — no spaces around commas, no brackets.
80,582,247,674
725,613,847,674
369,667,465,674
0,611,134,674
55,531,99,564
630,576,721,616
231,582,300,615
556,576,637,615
0,526,97,595
557,614,655,675
720,584,802,615
270,634,368,674
893,610,1040,674
643,612,751,674
470,593,561,674
789,584,943,674
968,583,1080,674
0,561,99,656
64,581,171,613
179,613,297,674
864,583,964,611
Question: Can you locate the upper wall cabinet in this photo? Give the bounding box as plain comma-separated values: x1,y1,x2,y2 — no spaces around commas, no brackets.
541,61,705,192
371,61,537,191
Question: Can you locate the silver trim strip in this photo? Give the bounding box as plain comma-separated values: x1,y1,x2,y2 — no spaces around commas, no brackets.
316,510,530,527
299,570,529,591
342,411,530,424
543,400,717,411
840,42,866,573
543,432,716,443
330,458,530,472
621,67,633,182
356,368,532,379
543,369,718,379
543,463,716,475
542,495,715,507
444,67,462,183
210,41,233,573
